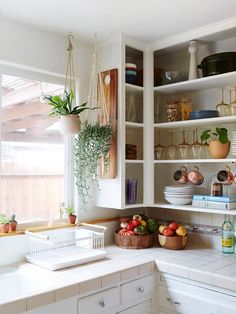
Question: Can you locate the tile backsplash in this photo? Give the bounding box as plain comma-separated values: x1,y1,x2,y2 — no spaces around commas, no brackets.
147,207,236,251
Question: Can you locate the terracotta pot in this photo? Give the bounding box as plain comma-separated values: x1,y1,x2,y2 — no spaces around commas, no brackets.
208,140,230,159
68,215,77,224
0,223,10,233
10,221,17,232
59,115,80,135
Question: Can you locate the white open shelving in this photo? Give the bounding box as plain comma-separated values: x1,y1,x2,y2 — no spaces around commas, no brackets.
154,158,236,164
154,71,236,94
153,24,236,217
125,121,144,128
154,115,236,129
153,202,236,216
126,83,144,92
125,160,144,164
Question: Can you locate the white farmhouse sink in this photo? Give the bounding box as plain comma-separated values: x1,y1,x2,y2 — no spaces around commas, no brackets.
0,267,58,303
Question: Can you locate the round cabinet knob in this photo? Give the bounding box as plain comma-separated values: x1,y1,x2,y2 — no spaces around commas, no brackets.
138,287,144,293
99,299,106,308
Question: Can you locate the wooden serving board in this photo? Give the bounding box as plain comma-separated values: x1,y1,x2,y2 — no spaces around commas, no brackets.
98,68,118,178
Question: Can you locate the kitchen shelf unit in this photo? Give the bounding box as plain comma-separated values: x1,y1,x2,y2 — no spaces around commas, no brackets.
152,22,236,215
96,36,148,209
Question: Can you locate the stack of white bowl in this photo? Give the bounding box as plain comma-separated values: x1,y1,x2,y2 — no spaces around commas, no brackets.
231,131,236,156
163,185,196,205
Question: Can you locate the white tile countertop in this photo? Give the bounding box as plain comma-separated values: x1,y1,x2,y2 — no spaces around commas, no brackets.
1,244,236,313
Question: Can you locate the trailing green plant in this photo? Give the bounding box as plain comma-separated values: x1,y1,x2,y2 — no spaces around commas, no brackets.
44,89,96,117
0,214,10,224
65,206,75,216
200,127,229,144
74,122,113,209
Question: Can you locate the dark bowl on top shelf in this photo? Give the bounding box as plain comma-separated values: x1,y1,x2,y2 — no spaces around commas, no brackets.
189,110,219,120
198,52,236,77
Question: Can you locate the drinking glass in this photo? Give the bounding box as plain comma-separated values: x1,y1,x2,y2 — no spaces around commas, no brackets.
216,88,230,116
154,130,165,160
166,131,178,160
178,129,190,159
191,128,204,159
229,86,236,116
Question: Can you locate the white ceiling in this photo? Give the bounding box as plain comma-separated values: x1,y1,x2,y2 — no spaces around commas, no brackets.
1,0,236,43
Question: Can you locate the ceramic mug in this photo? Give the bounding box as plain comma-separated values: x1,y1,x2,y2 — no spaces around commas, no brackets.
173,165,188,184
187,166,204,185
217,167,234,185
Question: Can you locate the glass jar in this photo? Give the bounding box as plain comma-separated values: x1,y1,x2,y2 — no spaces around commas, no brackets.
210,182,223,196
166,100,179,122
178,98,192,120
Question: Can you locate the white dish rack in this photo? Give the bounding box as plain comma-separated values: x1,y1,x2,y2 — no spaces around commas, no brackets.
25,223,107,271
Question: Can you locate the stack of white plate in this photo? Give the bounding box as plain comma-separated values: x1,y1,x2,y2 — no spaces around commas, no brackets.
231,131,236,156
163,185,196,205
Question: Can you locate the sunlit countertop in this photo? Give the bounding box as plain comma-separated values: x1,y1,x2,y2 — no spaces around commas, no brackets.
1,245,236,313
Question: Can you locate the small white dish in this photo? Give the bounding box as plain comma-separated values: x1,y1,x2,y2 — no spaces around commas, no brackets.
164,196,192,205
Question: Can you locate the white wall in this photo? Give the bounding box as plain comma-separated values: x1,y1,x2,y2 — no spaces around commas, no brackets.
0,17,92,103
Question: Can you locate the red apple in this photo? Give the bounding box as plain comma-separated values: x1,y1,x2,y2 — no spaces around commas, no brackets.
169,222,180,231
163,227,174,236
159,225,168,235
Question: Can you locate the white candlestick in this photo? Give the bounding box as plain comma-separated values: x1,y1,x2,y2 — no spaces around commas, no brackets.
188,40,199,80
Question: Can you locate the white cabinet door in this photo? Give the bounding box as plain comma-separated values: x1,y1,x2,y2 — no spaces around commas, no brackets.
118,299,152,314
21,296,77,314
220,303,236,314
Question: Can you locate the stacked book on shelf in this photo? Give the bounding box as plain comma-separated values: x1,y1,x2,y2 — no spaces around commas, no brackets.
192,195,236,210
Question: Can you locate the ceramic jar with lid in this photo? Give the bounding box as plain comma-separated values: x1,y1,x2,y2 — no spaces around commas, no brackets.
166,100,179,122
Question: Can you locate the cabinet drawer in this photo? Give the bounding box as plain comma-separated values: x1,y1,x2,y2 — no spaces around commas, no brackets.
121,275,154,304
118,299,152,314
78,286,119,314
158,285,221,314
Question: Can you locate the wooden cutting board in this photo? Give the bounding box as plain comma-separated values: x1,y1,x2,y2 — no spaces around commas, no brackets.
98,68,118,178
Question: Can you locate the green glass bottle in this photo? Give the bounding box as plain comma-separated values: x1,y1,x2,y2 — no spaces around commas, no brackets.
222,215,234,254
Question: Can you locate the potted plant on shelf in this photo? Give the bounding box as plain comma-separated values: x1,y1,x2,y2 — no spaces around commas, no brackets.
74,122,113,209
10,214,17,232
65,206,77,224
43,90,95,135
200,127,230,159
0,214,10,233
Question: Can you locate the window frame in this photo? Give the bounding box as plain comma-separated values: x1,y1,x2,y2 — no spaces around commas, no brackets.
0,64,75,228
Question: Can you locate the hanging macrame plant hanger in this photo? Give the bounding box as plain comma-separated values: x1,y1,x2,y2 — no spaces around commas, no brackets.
85,41,117,178
86,42,110,125
59,33,81,135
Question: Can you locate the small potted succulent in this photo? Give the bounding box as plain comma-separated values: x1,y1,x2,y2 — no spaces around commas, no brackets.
0,214,10,233
10,214,17,232
65,206,77,224
44,89,96,135
201,127,230,159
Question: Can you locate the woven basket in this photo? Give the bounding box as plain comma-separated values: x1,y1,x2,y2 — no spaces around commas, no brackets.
115,232,155,249
158,234,188,250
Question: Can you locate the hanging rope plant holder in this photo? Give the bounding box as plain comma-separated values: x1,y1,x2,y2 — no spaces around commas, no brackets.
58,34,81,135
43,33,95,136
74,41,115,210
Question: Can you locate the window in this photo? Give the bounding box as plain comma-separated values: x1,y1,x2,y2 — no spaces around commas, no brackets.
0,74,65,223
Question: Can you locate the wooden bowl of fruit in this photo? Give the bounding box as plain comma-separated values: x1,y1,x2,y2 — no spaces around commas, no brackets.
158,222,188,250
115,215,157,249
